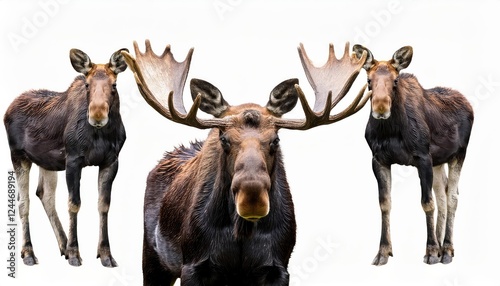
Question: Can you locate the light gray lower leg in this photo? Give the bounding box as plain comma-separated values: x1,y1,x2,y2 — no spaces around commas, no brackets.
37,168,67,256
16,161,38,265
432,164,447,247
442,159,462,264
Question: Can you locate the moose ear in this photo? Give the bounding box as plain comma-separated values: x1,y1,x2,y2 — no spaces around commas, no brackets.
190,78,230,118
109,48,129,74
70,49,93,75
353,44,375,71
391,46,413,71
266,78,299,117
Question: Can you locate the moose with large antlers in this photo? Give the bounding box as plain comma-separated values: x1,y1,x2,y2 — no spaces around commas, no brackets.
123,40,370,285
4,48,128,267
353,45,474,265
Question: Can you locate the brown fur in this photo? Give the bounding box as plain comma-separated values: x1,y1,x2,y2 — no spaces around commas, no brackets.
4,48,128,267
354,44,473,265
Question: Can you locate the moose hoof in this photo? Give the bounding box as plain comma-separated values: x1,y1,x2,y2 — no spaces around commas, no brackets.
372,253,390,266
66,248,82,267
22,255,39,266
424,245,440,265
100,255,118,268
21,247,38,266
441,252,453,264
97,247,118,267
423,254,440,265
68,256,82,267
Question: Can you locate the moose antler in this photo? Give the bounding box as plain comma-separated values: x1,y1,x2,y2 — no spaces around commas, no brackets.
124,40,369,131
122,40,231,129
273,42,371,130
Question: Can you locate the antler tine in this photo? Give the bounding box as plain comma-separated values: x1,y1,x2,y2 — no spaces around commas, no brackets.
123,40,231,129
273,84,333,130
274,42,370,130
329,85,371,123
298,42,367,111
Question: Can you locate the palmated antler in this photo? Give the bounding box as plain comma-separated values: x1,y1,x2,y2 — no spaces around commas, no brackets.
273,42,371,130
122,40,231,129
124,40,369,131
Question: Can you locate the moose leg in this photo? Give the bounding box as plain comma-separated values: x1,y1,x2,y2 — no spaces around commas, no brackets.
441,158,463,264
432,164,447,249
417,156,440,264
65,159,83,266
372,158,393,266
143,238,176,286
36,168,68,257
96,161,118,267
14,159,38,265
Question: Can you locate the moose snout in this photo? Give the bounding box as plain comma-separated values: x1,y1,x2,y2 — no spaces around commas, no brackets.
233,179,270,222
371,95,391,120
88,101,110,128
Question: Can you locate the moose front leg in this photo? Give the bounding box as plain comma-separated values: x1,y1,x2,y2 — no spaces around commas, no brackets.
417,156,440,264
372,158,393,266
96,160,119,267
65,158,83,266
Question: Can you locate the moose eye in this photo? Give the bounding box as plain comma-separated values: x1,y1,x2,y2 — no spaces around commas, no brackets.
112,83,117,90
219,135,231,152
270,137,280,153
367,79,372,90
393,78,399,87
85,82,90,89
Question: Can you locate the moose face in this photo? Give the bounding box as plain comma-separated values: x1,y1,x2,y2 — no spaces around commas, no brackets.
70,48,128,128
353,44,413,120
191,77,298,222
218,106,282,221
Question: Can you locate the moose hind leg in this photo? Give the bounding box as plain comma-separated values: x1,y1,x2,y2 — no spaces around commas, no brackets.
15,159,38,265
372,159,393,266
441,159,463,264
432,164,447,249
96,161,119,267
37,168,68,257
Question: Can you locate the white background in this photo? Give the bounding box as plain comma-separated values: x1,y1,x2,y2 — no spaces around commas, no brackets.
1,0,499,285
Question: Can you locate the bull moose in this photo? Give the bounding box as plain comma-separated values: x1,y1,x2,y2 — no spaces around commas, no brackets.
4,48,128,267
123,40,370,285
353,44,474,265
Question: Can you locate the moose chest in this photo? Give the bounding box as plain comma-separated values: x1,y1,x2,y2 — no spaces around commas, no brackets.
366,129,416,166
186,228,277,284
65,123,125,168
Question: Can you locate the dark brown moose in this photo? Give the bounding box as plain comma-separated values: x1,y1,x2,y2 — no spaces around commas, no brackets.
353,44,474,265
123,40,370,285
4,48,128,267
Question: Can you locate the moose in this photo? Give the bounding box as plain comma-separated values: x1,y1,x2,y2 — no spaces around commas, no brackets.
4,48,128,267
122,40,370,285
352,44,474,265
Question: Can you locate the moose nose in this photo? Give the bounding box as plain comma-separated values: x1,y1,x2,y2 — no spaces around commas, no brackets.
372,109,391,120
88,100,109,128
371,95,391,120
88,118,109,128
233,180,270,221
